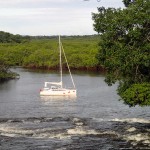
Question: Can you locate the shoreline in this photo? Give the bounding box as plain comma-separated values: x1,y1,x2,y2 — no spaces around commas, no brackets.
22,65,106,72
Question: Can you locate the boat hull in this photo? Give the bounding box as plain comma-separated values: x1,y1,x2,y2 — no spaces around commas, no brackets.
40,88,76,96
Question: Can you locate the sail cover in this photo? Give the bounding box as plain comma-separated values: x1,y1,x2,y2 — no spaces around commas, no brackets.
44,82,62,87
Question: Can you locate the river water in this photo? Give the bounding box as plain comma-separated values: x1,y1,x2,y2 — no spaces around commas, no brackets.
0,68,149,150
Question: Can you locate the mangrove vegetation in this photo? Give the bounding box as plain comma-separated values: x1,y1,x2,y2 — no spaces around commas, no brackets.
0,32,100,80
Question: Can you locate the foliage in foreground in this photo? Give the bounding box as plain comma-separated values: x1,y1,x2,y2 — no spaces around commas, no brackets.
92,0,150,106
121,83,150,106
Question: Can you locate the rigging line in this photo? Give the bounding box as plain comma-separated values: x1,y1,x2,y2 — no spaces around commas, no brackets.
59,35,63,88
60,42,76,89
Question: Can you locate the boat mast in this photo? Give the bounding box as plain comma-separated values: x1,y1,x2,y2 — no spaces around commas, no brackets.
59,35,63,88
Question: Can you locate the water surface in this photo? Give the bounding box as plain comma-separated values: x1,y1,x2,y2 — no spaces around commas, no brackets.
0,68,149,149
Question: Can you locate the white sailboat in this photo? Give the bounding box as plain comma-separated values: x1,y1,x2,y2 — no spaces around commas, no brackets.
40,36,77,96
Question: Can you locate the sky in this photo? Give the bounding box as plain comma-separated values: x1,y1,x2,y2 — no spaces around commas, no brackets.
0,0,124,36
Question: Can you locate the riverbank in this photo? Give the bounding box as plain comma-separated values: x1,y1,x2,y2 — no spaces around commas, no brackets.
23,65,105,72
0,71,19,82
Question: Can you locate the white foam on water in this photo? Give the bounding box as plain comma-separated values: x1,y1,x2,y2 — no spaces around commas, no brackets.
72,118,81,122
0,133,18,137
67,126,118,137
0,123,71,140
67,126,98,135
124,133,150,144
0,125,70,140
75,122,83,126
126,127,136,132
72,118,84,126
143,140,150,144
33,126,116,140
112,118,150,124
33,132,71,140
50,133,71,139
56,148,67,150
35,127,54,133
0,123,35,137
33,120,41,123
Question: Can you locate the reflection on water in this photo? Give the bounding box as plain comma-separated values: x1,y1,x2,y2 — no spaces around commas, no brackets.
40,95,77,102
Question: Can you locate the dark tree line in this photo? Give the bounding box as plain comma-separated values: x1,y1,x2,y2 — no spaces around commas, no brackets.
0,31,30,43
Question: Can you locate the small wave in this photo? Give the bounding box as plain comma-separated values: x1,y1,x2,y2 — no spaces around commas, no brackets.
0,124,34,137
7,119,23,123
0,123,71,140
72,118,85,126
56,148,67,150
0,116,149,149
126,127,136,132
112,118,150,124
0,121,118,140
67,126,118,138
67,126,98,135
36,132,71,140
0,133,18,137
124,133,150,144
